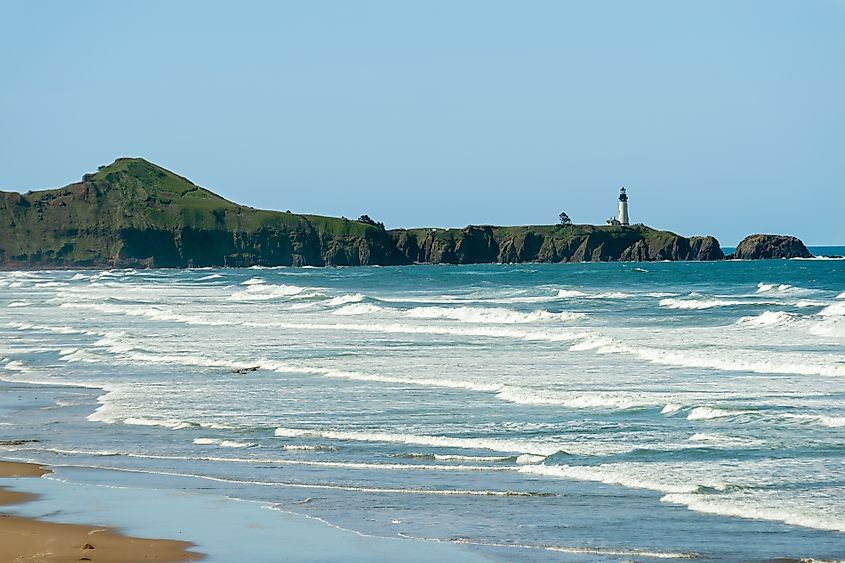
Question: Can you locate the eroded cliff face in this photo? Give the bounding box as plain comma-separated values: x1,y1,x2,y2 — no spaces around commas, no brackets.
389,226,724,264
732,234,812,260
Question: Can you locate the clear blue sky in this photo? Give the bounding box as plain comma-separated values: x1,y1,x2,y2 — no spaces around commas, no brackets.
1,1,843,244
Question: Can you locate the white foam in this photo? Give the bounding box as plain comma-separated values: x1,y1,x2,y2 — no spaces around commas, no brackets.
516,454,546,465
659,297,750,310
573,334,845,378
197,273,224,281
755,282,808,295
687,407,753,421
332,303,386,316
495,387,653,410
660,493,845,533
820,302,845,317
687,433,763,448
556,289,588,298
70,273,89,281
192,437,256,448
780,413,845,428
229,283,309,301
518,464,701,495
661,403,683,415
734,310,797,327
795,300,827,308
444,538,697,559
400,453,513,462
327,294,366,306
406,306,585,324
241,277,266,285
273,427,609,456
58,302,228,326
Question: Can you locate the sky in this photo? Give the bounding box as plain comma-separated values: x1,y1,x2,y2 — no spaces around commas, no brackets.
1,1,843,245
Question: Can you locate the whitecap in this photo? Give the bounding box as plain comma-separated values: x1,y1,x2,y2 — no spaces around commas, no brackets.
518,464,701,495
780,413,845,428
795,300,827,308
820,302,845,317
734,310,797,328
332,303,386,315
192,437,256,448
687,406,754,421
687,433,763,447
659,297,751,310
273,427,613,456
406,306,585,324
661,403,683,415
660,493,845,533
327,293,366,306
755,282,807,295
495,387,652,410
229,283,308,301
516,454,546,465
556,289,588,298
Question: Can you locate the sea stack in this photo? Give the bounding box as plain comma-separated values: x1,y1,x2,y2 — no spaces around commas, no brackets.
733,234,812,260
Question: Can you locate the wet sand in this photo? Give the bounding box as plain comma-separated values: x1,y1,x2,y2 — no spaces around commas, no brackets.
0,460,202,562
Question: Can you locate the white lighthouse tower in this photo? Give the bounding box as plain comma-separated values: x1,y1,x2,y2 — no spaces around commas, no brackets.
618,187,629,225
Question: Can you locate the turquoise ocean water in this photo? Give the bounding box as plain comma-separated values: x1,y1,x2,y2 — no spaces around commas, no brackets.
1,251,844,561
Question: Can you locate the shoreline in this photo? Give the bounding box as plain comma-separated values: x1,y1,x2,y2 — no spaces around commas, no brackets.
0,459,202,562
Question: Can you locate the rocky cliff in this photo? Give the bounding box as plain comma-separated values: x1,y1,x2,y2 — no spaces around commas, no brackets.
732,234,813,260
389,225,723,264
1,157,729,269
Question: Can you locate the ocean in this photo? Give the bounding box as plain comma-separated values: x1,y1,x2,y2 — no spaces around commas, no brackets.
1,252,844,562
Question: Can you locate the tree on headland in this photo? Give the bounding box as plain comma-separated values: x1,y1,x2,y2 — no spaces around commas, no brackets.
358,214,385,230
558,212,572,225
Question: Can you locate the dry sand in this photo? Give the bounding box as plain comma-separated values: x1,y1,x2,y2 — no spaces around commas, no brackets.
0,460,202,562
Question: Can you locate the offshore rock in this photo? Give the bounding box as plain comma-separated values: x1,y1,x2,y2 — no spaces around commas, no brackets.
733,234,812,260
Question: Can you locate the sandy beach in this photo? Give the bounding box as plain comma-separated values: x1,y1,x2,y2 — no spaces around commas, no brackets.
0,460,201,562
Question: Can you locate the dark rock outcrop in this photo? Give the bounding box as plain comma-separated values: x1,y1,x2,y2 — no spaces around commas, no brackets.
733,234,812,260
389,225,725,264
688,236,725,261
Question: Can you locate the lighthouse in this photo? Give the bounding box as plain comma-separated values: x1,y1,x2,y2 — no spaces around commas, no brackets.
618,187,629,225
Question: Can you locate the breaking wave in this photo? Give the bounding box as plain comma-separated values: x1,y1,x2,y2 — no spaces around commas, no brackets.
273,427,619,456
660,493,845,533
755,282,809,295
734,310,798,328
659,297,752,310
192,438,257,448
406,306,585,324
229,283,310,301
687,407,754,421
